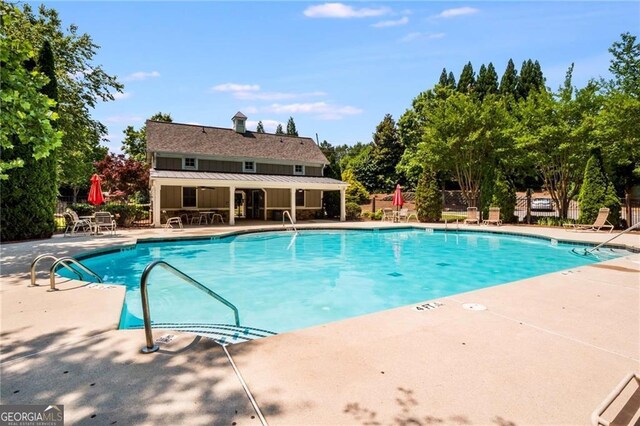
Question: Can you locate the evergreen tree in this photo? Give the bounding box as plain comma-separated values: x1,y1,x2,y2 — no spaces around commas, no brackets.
286,116,298,136
415,167,442,222
1,40,58,240
457,62,475,93
499,59,519,98
438,68,448,86
122,112,172,161
255,121,265,133
475,62,499,101
578,153,620,226
516,59,545,99
275,124,284,135
447,72,456,87
370,114,403,192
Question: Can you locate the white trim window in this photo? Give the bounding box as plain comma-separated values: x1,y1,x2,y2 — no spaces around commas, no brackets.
243,161,256,173
293,165,305,175
182,187,197,208
295,189,305,207
183,157,197,170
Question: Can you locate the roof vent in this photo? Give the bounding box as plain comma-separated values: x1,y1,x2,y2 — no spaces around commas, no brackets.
232,111,247,134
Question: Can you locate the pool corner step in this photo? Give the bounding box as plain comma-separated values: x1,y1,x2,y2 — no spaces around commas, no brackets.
145,322,277,346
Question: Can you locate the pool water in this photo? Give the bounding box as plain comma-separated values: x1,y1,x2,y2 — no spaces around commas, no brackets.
69,229,627,334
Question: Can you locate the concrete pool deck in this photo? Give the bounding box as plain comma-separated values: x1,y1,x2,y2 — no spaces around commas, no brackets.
1,222,639,424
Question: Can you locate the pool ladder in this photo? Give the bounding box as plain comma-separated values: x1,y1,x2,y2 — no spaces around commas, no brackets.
572,221,640,256
282,210,298,234
30,254,103,291
139,260,240,354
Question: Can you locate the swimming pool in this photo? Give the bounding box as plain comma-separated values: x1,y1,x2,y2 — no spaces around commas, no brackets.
69,229,628,338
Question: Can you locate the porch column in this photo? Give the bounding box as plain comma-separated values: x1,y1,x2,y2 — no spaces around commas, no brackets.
229,185,236,225
152,182,162,227
290,187,297,223
340,187,346,222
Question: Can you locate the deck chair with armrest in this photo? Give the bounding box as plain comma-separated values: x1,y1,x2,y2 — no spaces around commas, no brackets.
94,211,117,236
464,207,480,225
162,210,183,229
381,208,394,222
563,208,613,233
63,210,92,236
483,207,502,226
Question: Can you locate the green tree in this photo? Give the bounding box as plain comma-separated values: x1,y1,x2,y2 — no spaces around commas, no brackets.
578,154,608,224
513,65,600,218
255,121,265,133
475,62,499,101
447,72,456,87
275,124,284,135
121,112,172,161
457,62,475,93
490,169,517,223
608,32,640,98
370,114,403,192
0,4,62,179
499,59,519,98
414,167,442,222
341,169,370,204
319,140,341,218
517,59,545,99
286,116,298,136
438,68,448,86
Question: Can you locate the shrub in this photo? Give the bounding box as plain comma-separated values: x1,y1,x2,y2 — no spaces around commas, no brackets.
342,169,370,205
345,202,362,220
415,167,442,222
578,154,621,227
70,203,96,217
101,203,139,226
371,209,383,221
490,170,517,223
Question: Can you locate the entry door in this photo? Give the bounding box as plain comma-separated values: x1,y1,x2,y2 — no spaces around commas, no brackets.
234,191,246,218
250,190,263,219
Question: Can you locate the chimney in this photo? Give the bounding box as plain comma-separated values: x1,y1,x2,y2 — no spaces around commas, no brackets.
232,111,247,133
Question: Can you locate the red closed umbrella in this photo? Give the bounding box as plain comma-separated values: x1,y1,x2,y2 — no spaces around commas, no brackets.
88,174,104,206
392,184,404,211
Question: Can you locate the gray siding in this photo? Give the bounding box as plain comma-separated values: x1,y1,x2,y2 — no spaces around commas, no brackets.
256,163,292,175
199,159,242,173
156,157,182,170
306,166,323,177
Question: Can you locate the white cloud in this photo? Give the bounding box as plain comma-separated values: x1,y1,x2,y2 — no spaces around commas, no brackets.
112,91,132,100
246,119,283,133
371,16,409,28
244,106,259,114
212,83,260,92
304,3,389,19
265,102,363,120
437,7,479,18
105,115,143,124
123,71,160,82
234,91,326,101
400,32,445,43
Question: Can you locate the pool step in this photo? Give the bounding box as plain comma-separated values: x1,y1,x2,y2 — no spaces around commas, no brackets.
135,322,278,345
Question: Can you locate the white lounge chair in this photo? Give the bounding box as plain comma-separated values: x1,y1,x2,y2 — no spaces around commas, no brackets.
483,207,502,226
94,212,117,236
63,210,92,236
381,208,394,222
162,210,183,229
564,208,613,233
464,207,479,225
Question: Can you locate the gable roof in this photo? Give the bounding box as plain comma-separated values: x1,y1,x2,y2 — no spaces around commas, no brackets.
146,120,328,165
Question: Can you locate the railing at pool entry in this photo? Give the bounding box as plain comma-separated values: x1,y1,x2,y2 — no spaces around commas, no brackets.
139,260,240,354
40,255,103,291
282,210,298,234
572,221,640,256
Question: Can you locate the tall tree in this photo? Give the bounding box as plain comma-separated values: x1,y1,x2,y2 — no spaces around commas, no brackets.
275,124,284,135
517,59,545,99
369,114,403,192
475,62,499,101
447,72,456,87
499,59,519,98
438,68,448,86
513,65,600,218
608,32,640,98
255,121,265,133
0,4,62,179
286,116,298,136
457,62,475,93
121,112,172,161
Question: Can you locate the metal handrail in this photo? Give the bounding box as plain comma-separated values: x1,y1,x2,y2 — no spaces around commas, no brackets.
587,222,640,254
282,210,298,233
31,254,81,287
139,260,240,354
49,256,103,291
591,372,640,425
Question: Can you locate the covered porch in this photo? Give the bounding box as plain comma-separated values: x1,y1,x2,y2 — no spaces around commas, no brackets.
149,170,348,226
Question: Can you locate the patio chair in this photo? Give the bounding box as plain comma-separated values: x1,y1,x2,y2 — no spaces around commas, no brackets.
162,210,183,229
563,208,613,233
464,207,479,225
94,212,117,236
381,208,394,222
405,209,419,223
63,210,92,237
483,207,502,226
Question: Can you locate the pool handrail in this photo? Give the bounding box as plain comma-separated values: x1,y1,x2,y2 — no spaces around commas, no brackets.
282,210,298,234
587,221,640,254
31,254,81,287
139,260,240,354
49,256,103,291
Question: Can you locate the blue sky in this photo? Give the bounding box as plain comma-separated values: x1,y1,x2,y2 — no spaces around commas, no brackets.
38,1,639,153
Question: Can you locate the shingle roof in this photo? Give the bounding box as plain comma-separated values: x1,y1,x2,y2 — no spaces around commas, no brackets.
151,170,346,186
146,121,328,165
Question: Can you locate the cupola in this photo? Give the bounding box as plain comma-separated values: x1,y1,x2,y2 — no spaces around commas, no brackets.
232,111,247,133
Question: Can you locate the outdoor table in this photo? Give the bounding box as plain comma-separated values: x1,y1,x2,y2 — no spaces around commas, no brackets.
79,215,99,235
199,211,225,224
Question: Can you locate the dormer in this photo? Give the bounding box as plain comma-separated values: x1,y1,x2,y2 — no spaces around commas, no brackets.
232,111,247,134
